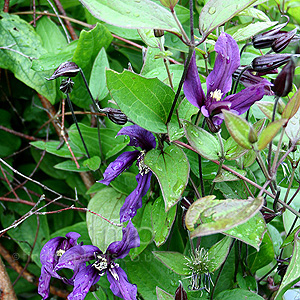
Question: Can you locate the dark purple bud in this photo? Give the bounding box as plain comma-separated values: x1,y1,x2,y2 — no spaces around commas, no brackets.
101,108,128,125
251,54,292,72
272,57,296,97
154,29,164,38
60,78,75,94
272,29,297,53
175,282,187,300
46,62,80,80
206,117,221,133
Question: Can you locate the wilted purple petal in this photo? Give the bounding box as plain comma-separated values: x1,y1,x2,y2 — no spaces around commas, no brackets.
99,151,140,185
183,52,205,109
55,245,100,271
206,32,240,96
107,266,137,300
38,267,52,300
106,221,140,260
117,125,156,151
120,172,152,222
68,265,100,300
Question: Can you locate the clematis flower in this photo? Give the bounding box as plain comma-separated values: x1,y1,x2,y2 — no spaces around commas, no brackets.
183,33,270,131
38,232,81,299
55,221,140,300
99,125,156,222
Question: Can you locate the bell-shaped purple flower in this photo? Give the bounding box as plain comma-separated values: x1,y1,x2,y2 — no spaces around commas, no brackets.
55,221,140,300
99,125,156,222
183,33,271,128
38,232,81,299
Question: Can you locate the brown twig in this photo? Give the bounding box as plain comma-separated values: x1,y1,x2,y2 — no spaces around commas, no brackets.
0,256,17,300
0,197,34,206
3,0,10,13
0,125,43,141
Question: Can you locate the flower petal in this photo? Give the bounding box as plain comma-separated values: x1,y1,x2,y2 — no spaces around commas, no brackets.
67,265,100,300
55,245,101,271
38,266,52,300
106,221,140,260
119,172,152,222
117,125,156,151
99,151,139,185
107,266,137,300
183,52,205,109
206,33,240,96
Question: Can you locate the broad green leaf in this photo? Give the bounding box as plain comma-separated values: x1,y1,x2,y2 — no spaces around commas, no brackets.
215,289,264,300
71,23,113,108
281,225,300,248
79,0,180,33
223,110,252,150
156,287,173,300
141,47,165,75
152,196,177,247
110,172,138,195
183,120,221,160
54,160,90,172
89,47,110,101
83,156,101,171
208,236,232,272
282,88,300,120
199,0,257,37
224,213,266,251
213,167,246,182
238,7,271,21
185,195,264,238
275,230,300,299
256,101,281,120
144,145,189,211
224,137,248,160
106,69,174,133
138,29,161,48
236,273,257,292
153,251,189,275
0,13,56,102
87,187,124,251
257,119,286,150
285,104,300,143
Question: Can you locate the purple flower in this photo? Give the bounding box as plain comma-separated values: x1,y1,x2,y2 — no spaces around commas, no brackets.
38,232,81,299
99,125,156,222
55,221,140,300
183,33,270,128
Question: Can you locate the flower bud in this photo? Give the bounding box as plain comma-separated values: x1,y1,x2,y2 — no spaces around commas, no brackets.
272,56,296,97
46,62,80,80
159,0,178,11
175,282,187,300
251,54,291,72
248,125,258,144
60,78,74,94
154,29,164,38
272,29,297,53
277,99,285,114
101,108,128,125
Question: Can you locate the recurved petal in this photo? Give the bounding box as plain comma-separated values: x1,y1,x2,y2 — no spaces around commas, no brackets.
107,266,137,300
38,266,52,300
117,125,156,151
119,172,152,223
183,52,205,109
55,245,101,271
106,221,140,260
67,265,100,300
99,151,140,185
206,33,240,96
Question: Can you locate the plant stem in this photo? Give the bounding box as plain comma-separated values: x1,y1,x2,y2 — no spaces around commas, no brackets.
171,9,190,44
283,166,296,203
271,127,285,174
189,0,194,44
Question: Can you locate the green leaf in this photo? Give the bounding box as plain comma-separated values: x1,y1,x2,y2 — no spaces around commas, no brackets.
224,137,248,160
236,273,257,292
106,69,174,133
145,145,189,211
89,47,110,101
238,7,271,21
78,0,180,33
86,187,124,251
156,287,173,300
83,156,101,171
285,104,300,143
199,0,257,37
54,160,90,172
213,167,247,182
208,236,232,272
215,289,264,300
153,251,189,275
185,195,264,238
281,225,300,248
224,213,266,251
152,196,177,247
183,120,221,160
256,101,281,120
282,88,300,120
275,230,300,299
257,119,286,151
223,110,252,150
0,13,56,103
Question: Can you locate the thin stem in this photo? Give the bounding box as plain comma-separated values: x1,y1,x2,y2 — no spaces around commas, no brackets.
287,184,300,205
232,65,252,95
198,155,205,197
190,176,201,199
283,167,296,203
239,42,252,57
3,0,10,12
171,9,190,44
255,149,270,180
271,127,285,174
189,0,194,44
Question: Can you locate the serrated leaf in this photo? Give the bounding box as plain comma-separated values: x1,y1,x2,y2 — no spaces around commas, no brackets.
0,13,56,102
282,88,300,120
79,0,180,33
257,119,286,150
183,120,221,160
199,0,257,37
106,69,174,133
185,195,264,237
153,251,190,275
223,110,252,150
87,188,124,251
144,145,189,211
224,213,266,251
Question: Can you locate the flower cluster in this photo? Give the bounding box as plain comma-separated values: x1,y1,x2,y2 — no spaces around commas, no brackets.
38,221,139,300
